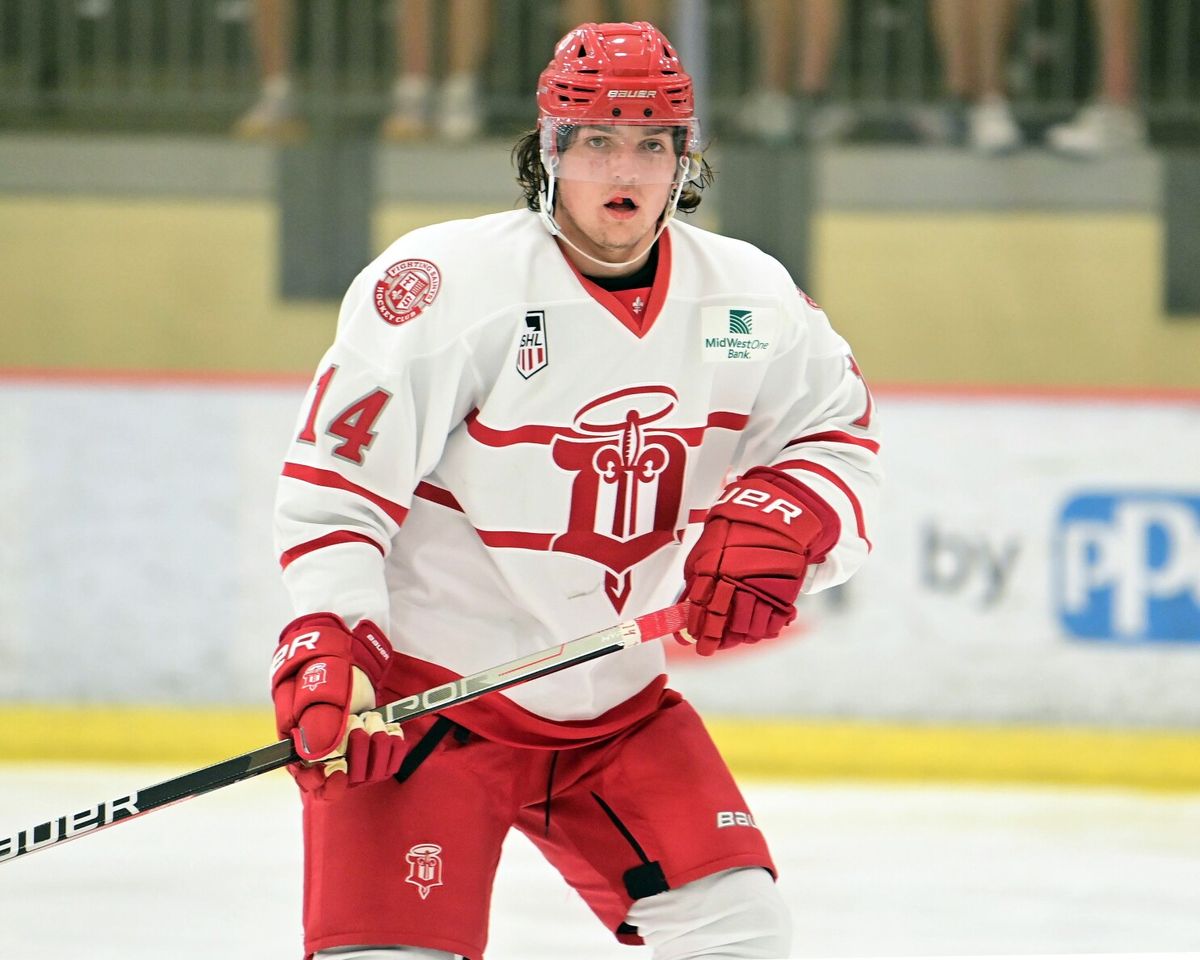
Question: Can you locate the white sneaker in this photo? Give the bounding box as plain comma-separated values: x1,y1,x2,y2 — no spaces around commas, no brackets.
806,102,858,143
739,88,797,144
381,74,431,141
968,96,1023,155
233,82,307,141
909,102,965,146
1046,103,1147,157
437,73,483,142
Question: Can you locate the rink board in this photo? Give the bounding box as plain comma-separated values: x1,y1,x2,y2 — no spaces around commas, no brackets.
0,706,1198,789
1,375,1198,777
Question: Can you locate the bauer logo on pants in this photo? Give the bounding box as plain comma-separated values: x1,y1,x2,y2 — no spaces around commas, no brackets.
405,842,444,899
516,310,549,379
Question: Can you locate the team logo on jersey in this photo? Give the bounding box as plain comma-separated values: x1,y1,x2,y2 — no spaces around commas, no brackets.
551,387,689,611
700,306,777,362
374,258,441,325
405,843,444,899
465,387,750,613
300,661,328,692
516,311,549,379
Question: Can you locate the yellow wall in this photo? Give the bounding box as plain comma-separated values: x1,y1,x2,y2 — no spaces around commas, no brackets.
0,197,494,375
2,197,1198,388
814,211,1200,389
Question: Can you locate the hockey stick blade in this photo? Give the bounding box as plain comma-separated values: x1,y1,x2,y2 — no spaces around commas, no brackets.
0,602,689,865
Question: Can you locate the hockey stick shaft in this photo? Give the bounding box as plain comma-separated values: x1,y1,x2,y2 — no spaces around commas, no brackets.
0,602,688,865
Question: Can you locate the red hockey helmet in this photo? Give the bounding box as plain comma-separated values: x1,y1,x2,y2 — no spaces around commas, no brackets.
537,21,695,125
532,22,704,257
536,22,701,188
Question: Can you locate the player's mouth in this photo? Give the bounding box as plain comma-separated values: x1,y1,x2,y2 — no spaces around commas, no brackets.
603,195,639,220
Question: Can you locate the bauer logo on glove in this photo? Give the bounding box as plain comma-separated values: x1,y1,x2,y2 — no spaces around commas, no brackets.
681,467,841,656
712,483,807,524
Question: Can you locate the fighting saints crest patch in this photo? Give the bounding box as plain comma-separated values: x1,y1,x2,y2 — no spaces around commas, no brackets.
405,842,444,899
374,258,442,325
516,310,549,379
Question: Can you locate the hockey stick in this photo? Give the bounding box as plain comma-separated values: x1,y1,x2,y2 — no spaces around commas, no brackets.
0,603,688,865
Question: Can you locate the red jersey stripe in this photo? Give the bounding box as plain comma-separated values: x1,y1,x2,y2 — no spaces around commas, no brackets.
477,530,557,550
465,410,564,447
674,411,750,444
410,481,693,552
466,408,749,448
414,480,464,512
786,430,881,454
775,458,872,549
279,530,385,570
281,462,409,526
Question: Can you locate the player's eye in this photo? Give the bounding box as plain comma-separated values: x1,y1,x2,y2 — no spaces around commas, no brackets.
584,135,610,150
641,139,668,154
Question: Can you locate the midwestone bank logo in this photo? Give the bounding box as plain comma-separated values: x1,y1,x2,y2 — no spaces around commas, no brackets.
1054,491,1200,642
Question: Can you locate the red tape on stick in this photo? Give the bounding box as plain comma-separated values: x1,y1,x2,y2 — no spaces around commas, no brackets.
634,602,689,640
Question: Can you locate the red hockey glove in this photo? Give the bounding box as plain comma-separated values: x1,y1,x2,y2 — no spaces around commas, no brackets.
682,469,834,656
271,613,405,795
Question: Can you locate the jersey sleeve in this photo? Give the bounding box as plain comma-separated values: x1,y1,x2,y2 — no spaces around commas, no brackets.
734,288,882,594
273,263,482,633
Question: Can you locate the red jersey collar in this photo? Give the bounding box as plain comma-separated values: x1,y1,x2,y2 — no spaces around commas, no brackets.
559,228,673,339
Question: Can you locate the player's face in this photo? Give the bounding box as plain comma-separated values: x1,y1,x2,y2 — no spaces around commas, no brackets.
552,125,678,273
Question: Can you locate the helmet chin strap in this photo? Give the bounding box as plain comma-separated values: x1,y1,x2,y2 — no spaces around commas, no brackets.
537,169,689,273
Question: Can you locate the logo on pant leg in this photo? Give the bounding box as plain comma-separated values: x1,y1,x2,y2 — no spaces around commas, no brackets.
405,842,444,899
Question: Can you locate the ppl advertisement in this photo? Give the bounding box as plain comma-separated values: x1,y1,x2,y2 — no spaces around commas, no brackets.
1056,491,1200,643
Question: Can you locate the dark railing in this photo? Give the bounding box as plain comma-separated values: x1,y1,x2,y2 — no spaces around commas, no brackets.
1,0,1197,137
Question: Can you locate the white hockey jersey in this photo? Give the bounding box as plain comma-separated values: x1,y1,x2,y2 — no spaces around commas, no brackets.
275,209,881,746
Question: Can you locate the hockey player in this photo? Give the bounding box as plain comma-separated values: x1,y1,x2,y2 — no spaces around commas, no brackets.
271,20,881,960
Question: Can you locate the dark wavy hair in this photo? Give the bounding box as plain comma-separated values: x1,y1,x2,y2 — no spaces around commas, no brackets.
511,127,715,216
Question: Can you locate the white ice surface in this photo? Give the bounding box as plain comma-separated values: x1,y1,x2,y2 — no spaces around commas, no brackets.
2,766,1200,959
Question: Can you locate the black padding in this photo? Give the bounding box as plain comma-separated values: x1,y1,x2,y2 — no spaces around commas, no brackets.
623,860,670,899
393,716,456,784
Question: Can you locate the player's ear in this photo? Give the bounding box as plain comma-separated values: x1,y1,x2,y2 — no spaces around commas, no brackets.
680,154,703,183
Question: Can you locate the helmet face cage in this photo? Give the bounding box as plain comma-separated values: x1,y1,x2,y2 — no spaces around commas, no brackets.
538,115,702,185
534,22,701,229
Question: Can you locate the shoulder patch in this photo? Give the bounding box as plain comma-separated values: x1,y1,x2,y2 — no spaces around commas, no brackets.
795,286,821,311
374,258,442,325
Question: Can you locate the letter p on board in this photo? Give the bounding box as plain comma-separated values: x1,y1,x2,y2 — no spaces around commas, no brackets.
1055,492,1200,642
